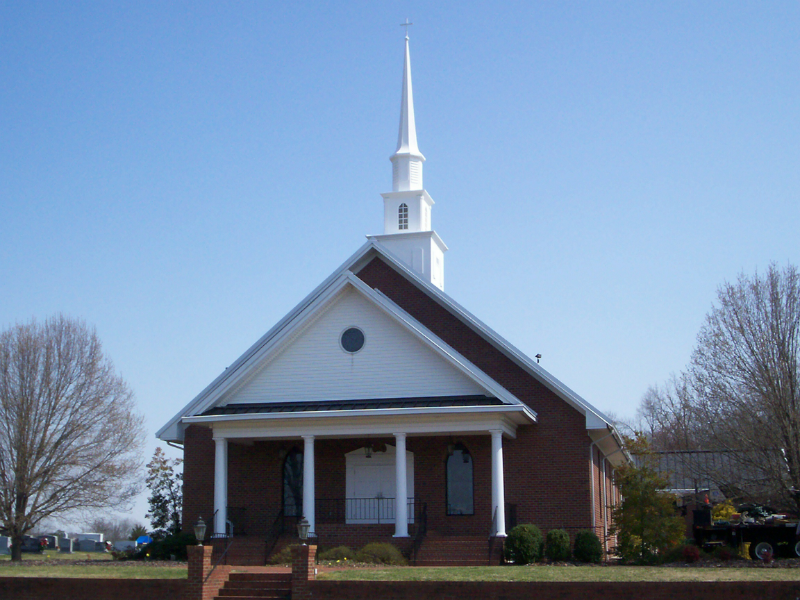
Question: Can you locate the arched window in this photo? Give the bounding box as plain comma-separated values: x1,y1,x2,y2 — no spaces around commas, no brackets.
398,203,409,230
446,443,474,515
283,448,303,517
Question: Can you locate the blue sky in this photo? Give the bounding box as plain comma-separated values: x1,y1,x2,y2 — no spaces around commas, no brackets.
2,1,798,528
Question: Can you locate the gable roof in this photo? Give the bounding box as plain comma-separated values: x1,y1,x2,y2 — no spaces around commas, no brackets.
156,239,615,442
157,263,531,442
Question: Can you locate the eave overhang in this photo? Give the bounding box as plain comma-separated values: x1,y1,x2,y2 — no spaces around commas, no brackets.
183,403,536,441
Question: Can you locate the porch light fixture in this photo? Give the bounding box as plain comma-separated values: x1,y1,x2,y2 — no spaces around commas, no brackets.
193,517,206,545
297,517,310,542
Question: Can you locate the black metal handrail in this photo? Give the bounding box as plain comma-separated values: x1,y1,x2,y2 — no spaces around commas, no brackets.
264,509,285,563
205,510,233,584
412,502,427,564
316,497,422,524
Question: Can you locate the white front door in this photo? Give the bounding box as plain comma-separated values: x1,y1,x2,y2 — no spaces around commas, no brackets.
345,445,414,524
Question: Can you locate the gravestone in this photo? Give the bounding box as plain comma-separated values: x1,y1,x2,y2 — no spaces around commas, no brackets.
59,538,73,553
42,535,58,549
76,533,104,543
78,539,96,552
0,536,10,555
112,540,135,552
94,541,106,552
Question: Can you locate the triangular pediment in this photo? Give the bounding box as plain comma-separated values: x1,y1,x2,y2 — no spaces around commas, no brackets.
220,284,486,406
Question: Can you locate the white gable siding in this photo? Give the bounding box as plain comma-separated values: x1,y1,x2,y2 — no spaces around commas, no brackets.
224,286,485,404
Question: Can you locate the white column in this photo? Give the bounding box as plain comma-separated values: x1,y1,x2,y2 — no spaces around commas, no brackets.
394,433,409,537
213,437,228,536
490,430,507,537
302,435,316,537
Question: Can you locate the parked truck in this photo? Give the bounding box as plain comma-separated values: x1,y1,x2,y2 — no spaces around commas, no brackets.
693,506,800,560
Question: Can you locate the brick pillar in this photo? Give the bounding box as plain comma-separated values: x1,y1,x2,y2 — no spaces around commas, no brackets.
186,545,232,600
291,544,317,600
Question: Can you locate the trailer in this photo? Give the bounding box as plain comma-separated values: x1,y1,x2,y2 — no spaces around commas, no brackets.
693,508,800,560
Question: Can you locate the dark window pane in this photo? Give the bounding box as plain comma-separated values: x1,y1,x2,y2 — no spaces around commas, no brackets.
341,327,365,353
447,446,474,515
284,449,303,517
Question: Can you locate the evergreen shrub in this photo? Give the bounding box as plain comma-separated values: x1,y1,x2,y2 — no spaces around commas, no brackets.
355,542,407,565
573,530,603,563
319,545,354,561
504,524,544,564
545,529,571,561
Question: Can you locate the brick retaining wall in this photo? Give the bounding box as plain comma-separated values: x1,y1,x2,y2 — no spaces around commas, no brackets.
308,580,800,600
0,577,186,600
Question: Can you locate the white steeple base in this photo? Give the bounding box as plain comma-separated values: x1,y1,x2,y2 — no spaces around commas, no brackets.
368,231,447,291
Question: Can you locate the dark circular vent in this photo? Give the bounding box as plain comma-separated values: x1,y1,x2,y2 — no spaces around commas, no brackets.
340,327,365,353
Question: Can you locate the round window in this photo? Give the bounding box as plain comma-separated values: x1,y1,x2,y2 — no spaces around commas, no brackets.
340,327,365,353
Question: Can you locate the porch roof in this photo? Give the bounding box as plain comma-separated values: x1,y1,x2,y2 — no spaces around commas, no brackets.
203,394,504,416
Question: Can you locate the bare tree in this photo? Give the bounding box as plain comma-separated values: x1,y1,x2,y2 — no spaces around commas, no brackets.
689,263,800,510
84,516,146,543
637,374,698,452
0,315,145,560
638,264,800,510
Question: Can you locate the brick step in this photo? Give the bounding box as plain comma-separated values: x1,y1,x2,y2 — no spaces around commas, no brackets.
217,591,290,599
215,596,289,600
225,581,291,590
415,559,492,566
228,573,291,582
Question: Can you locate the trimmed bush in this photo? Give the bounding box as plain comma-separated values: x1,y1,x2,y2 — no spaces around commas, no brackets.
573,530,603,563
319,545,354,561
267,544,299,565
134,532,196,561
545,529,571,562
504,524,544,565
355,542,407,565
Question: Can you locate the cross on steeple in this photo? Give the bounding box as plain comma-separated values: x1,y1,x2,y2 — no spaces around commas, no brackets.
400,18,413,39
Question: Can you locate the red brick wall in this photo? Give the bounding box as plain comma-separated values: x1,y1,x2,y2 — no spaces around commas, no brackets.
0,578,186,600
182,425,215,533
307,581,800,600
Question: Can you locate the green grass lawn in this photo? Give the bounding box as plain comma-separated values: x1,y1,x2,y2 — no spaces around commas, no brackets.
0,552,187,578
0,551,113,562
319,564,800,582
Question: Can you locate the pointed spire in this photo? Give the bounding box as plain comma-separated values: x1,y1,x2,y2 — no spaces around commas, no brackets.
394,36,423,158
390,35,425,192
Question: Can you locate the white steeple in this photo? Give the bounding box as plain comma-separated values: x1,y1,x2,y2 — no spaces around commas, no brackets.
369,32,447,291
391,35,425,192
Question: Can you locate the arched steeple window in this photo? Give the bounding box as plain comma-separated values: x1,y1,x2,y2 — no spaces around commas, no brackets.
398,203,409,230
446,443,474,515
283,448,303,517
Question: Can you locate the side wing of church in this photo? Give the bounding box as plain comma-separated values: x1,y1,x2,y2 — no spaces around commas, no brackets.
157,35,626,565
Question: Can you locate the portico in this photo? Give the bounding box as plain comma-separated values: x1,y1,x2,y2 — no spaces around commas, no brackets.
185,398,535,540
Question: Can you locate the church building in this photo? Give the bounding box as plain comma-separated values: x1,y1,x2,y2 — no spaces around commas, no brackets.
157,36,626,566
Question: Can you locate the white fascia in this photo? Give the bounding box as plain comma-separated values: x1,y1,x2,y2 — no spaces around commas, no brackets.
354,239,615,431
183,404,534,440
368,230,448,254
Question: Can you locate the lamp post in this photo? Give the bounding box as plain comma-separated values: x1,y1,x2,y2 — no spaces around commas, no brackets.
194,517,206,545
297,517,310,545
